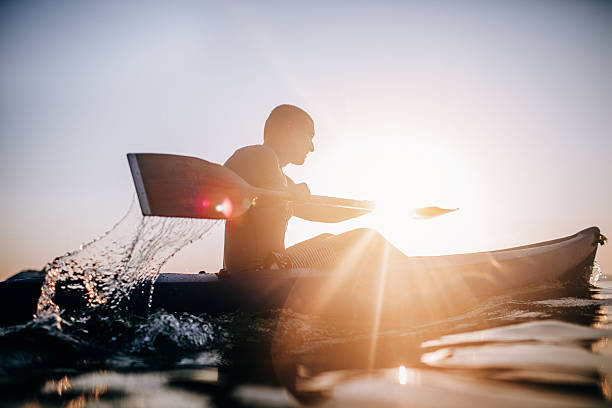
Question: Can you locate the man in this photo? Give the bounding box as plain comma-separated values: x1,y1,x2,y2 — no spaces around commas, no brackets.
223,104,408,275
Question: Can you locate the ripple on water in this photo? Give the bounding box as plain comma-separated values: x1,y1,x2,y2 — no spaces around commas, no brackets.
422,320,612,347
533,298,609,307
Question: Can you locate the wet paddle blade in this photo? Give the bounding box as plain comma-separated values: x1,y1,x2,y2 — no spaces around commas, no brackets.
127,153,254,219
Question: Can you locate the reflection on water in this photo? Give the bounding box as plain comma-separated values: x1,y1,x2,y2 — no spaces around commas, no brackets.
397,365,409,385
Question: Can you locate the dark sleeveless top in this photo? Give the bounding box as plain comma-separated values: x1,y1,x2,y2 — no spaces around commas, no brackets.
223,145,292,272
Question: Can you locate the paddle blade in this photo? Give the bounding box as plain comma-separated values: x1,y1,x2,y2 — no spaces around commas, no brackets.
413,206,458,219
127,153,254,219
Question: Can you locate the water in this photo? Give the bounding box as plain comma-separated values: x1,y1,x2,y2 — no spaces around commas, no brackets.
36,199,220,329
2,284,611,407
0,209,610,407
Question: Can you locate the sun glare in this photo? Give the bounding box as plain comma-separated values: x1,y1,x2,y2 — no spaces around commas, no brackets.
355,138,483,257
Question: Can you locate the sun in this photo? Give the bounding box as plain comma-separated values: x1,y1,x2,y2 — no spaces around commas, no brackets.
355,138,483,257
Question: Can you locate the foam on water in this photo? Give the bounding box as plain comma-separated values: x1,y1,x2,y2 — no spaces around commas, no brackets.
35,198,221,329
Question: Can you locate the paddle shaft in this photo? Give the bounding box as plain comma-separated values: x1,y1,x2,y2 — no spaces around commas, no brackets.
250,186,375,211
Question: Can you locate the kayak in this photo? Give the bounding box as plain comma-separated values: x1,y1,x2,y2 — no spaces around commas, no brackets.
0,227,604,327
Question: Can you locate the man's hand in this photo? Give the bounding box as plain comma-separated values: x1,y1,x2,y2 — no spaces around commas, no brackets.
288,182,311,201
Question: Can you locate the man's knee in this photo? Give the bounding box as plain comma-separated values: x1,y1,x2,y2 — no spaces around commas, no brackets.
335,228,387,249
345,228,384,240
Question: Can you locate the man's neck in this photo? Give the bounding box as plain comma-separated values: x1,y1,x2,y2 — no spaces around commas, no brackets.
263,141,289,167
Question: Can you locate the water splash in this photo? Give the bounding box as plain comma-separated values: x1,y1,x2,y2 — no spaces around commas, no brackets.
589,262,604,285
36,197,221,329
130,311,216,353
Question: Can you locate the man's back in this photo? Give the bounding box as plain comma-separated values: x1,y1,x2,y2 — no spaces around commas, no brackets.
223,145,292,271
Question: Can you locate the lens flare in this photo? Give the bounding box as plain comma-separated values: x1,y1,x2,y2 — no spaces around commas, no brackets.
221,197,233,218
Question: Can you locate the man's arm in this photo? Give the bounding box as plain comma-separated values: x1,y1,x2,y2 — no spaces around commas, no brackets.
287,177,369,223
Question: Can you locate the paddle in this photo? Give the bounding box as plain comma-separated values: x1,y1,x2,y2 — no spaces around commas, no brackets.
127,153,456,220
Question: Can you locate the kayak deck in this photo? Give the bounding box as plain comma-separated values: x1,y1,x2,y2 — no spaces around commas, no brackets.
0,227,603,327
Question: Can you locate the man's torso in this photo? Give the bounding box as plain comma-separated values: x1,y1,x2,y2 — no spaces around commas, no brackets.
223,145,292,271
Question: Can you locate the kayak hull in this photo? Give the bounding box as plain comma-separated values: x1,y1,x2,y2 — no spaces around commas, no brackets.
0,227,603,327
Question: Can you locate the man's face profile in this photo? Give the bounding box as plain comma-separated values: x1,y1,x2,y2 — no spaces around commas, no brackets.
285,122,315,165
263,105,315,166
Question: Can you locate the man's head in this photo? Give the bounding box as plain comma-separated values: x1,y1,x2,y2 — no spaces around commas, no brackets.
264,104,315,166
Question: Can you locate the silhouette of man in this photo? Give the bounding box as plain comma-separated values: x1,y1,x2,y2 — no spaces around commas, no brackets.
223,104,405,274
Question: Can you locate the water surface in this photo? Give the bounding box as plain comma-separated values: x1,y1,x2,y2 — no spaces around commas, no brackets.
1,279,609,407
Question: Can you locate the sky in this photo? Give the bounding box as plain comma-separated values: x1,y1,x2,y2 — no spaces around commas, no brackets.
1,0,611,280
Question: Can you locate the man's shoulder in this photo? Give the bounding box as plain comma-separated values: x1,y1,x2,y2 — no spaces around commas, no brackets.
225,144,285,187
225,144,278,166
